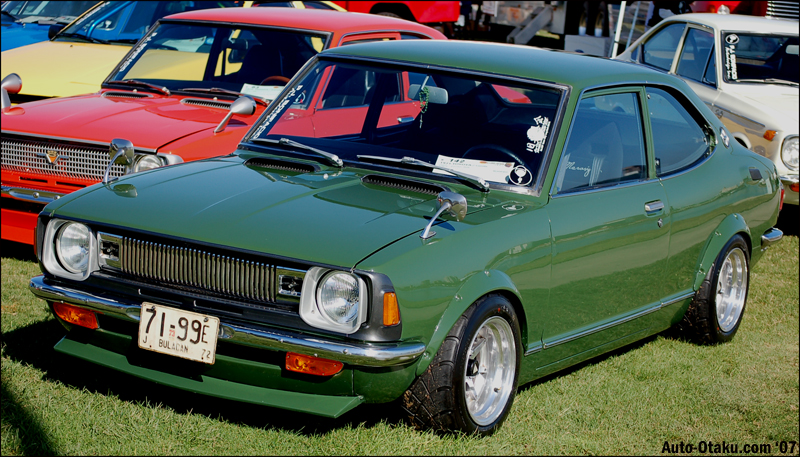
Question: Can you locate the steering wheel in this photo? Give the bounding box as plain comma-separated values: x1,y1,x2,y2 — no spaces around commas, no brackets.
462,144,526,167
152,44,178,51
260,75,290,85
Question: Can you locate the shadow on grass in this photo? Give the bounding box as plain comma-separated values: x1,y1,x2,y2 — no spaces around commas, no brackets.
1,381,59,456
776,209,798,237
1,319,405,437
1,240,37,263
517,334,662,395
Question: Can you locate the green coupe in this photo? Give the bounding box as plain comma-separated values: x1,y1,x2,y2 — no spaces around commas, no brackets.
28,40,784,435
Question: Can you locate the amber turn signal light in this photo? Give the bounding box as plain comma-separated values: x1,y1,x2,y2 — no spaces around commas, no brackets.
763,130,776,141
383,292,400,326
53,302,98,329
286,352,343,376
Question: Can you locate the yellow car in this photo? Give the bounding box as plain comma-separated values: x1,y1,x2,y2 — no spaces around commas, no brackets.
1,1,343,103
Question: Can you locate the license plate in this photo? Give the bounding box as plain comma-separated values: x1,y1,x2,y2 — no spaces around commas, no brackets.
138,303,220,364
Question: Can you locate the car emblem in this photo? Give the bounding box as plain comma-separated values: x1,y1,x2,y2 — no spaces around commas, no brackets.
720,128,730,148
726,34,739,45
38,150,67,166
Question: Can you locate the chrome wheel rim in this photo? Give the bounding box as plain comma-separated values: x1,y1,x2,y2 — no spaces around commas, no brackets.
716,247,748,333
464,316,516,426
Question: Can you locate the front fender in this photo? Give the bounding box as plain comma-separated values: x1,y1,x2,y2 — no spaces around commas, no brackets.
414,269,523,376
693,213,751,291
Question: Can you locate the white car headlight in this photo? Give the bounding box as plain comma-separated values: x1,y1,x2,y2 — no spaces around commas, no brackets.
299,267,368,334
133,154,164,173
782,136,798,170
717,5,730,14
42,219,96,280
318,271,361,324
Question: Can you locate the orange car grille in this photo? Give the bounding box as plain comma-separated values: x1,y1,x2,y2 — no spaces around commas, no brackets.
2,137,125,182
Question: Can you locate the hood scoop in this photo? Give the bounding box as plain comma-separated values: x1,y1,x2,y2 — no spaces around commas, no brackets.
181,98,232,110
245,157,319,174
102,91,152,99
361,174,447,196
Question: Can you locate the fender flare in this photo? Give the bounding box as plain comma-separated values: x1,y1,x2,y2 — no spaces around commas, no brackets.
693,213,752,291
414,269,524,376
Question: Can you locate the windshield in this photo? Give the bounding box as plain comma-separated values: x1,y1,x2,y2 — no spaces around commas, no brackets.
721,32,799,85
57,1,239,45
248,58,563,190
1,1,97,24
107,21,328,101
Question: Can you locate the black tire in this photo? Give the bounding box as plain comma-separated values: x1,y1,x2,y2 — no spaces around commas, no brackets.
402,294,521,436
678,234,750,345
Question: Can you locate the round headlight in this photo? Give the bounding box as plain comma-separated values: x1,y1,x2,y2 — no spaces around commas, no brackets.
717,5,730,14
56,222,91,274
317,271,360,325
133,154,163,173
782,137,798,170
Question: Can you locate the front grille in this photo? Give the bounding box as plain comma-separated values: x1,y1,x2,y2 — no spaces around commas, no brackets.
766,1,799,19
119,237,277,308
2,136,123,182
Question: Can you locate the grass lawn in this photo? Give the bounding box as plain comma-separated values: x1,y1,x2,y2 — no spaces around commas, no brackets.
2,220,798,455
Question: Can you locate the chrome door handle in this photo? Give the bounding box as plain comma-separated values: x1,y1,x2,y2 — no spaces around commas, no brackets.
645,201,664,213
397,116,414,124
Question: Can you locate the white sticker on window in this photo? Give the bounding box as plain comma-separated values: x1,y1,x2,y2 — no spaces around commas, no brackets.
434,156,514,183
526,116,550,154
241,84,284,102
508,165,533,186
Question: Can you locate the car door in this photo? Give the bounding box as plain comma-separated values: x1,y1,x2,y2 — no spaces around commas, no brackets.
540,87,671,367
644,85,725,299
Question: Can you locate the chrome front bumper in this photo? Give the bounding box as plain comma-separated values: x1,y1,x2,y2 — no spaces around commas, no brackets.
1,185,64,205
29,275,425,367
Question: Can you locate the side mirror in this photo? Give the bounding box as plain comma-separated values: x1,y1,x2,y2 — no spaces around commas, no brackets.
1,73,22,110
48,23,66,40
214,96,257,133
103,139,135,184
420,191,467,240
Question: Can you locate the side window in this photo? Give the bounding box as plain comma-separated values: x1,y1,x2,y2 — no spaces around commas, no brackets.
555,92,647,193
642,23,686,71
320,68,400,109
677,28,714,83
647,87,711,176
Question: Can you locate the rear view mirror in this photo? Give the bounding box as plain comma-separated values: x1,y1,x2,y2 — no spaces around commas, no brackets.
408,85,448,105
1,73,22,110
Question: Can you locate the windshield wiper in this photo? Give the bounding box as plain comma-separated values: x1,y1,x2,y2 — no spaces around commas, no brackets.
56,32,108,44
107,79,170,96
251,138,343,168
735,78,798,87
357,155,490,192
178,87,268,106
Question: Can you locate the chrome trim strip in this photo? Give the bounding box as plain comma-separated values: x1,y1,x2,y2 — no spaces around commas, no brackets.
761,228,783,251
780,174,799,185
1,185,64,204
523,342,543,356
1,130,158,153
544,303,662,349
661,291,695,307
29,275,424,367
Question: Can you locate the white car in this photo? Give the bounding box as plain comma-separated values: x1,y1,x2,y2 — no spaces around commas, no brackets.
616,13,798,207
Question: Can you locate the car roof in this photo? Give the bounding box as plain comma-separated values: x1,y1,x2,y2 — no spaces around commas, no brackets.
321,39,676,91
660,13,799,34
162,7,444,37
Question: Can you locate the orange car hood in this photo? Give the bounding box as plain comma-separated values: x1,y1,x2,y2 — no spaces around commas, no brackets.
3,92,255,150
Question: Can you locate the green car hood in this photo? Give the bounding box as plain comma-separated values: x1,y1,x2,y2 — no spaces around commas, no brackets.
47,154,500,268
